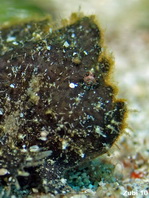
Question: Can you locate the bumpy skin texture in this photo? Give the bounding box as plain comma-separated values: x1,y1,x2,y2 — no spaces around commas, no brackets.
0,16,126,194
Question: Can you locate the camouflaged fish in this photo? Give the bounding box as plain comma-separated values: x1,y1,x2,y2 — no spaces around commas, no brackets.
0,14,127,195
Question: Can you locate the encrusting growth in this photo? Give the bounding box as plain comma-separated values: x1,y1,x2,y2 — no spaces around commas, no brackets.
0,13,127,196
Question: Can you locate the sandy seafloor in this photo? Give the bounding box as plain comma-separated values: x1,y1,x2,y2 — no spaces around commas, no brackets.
1,0,149,197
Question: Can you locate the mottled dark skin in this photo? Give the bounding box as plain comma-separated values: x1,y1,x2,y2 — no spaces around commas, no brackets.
0,15,126,195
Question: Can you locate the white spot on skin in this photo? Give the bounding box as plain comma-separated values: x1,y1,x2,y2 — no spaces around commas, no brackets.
84,50,88,55
40,131,48,137
38,131,48,141
107,124,119,134
60,178,67,184
102,143,110,151
20,144,27,153
26,156,33,161
18,170,30,177
18,134,26,144
12,41,18,45
75,97,81,103
0,168,9,176
32,32,42,40
6,36,16,42
95,126,101,134
62,140,69,150
49,28,53,33
0,108,4,115
46,46,51,50
20,113,24,118
39,137,47,141
73,52,77,56
78,149,85,158
80,152,85,158
69,82,78,88
95,126,106,137
63,41,69,48
11,65,19,74
29,145,40,152
10,84,16,88
96,103,102,109
71,33,75,38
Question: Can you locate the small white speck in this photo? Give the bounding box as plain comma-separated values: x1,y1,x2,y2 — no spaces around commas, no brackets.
69,82,78,88
10,195,16,198
39,137,47,141
0,108,4,115
12,41,18,45
40,131,48,137
95,126,101,134
96,103,102,109
26,156,33,161
84,50,88,55
80,153,85,158
62,140,69,150
20,113,24,118
11,65,19,74
10,84,16,88
38,131,48,141
60,178,67,184
18,134,26,140
22,145,26,149
7,36,16,42
29,145,40,152
95,126,106,137
63,41,69,48
71,33,75,38
0,168,9,176
73,52,76,55
49,28,53,33
21,145,27,152
46,46,51,50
